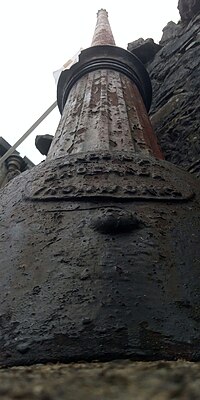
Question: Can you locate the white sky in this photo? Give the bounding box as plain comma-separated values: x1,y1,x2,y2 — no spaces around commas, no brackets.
0,0,180,164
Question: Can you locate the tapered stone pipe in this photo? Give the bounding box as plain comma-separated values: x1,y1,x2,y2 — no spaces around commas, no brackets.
0,10,199,367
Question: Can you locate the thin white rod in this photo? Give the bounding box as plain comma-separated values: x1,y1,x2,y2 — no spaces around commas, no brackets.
0,101,57,166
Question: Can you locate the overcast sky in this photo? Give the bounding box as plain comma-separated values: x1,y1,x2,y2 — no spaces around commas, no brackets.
0,0,180,164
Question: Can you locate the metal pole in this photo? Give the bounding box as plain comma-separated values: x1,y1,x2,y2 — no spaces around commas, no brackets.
0,101,57,166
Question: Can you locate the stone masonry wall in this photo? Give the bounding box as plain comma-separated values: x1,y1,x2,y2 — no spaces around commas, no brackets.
128,1,200,176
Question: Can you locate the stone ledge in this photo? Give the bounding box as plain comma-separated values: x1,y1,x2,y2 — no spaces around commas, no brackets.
0,360,200,399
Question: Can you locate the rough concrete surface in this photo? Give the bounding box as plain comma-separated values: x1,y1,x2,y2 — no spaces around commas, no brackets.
0,361,200,399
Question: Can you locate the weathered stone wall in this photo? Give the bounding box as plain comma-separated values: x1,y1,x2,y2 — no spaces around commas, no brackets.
178,0,200,22
149,14,200,170
128,6,200,175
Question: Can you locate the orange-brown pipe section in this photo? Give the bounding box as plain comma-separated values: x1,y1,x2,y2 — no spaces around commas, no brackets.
91,9,116,46
122,77,164,159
